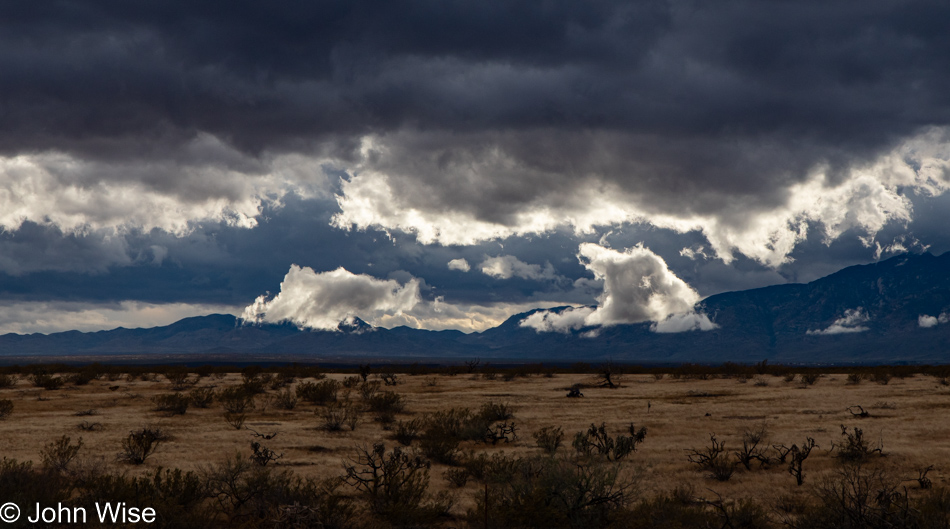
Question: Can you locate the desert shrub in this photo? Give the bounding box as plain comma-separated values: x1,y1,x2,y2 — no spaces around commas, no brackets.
800,373,820,386
534,426,565,455
321,399,362,432
77,421,104,432
366,390,405,425
444,467,470,487
461,451,520,483
0,374,18,388
273,387,298,410
467,455,631,529
152,392,190,415
793,465,924,529
202,453,299,522
188,387,216,408
378,371,399,386
0,459,72,518
358,363,372,382
420,429,462,465
834,425,884,463
477,400,515,423
0,399,12,420
224,412,247,430
358,380,381,400
393,419,423,446
119,426,166,464
296,379,339,405
78,468,212,529
687,434,734,481
846,373,864,385
783,373,797,383
787,437,818,486
30,373,64,390
164,369,193,390
249,441,282,466
484,421,519,445
41,435,83,473
572,423,647,461
735,425,769,471
342,375,361,389
66,371,93,386
872,371,893,385
218,386,256,414
343,443,450,526
627,489,716,529
269,373,294,390
239,368,269,395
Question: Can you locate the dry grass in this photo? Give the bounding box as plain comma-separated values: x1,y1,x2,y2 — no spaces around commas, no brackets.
1,370,949,511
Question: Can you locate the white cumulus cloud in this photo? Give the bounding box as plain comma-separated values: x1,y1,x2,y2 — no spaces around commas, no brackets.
243,264,556,333
242,265,421,331
918,313,950,328
520,243,715,333
651,312,718,333
479,255,559,281
447,258,471,272
519,306,595,334
807,308,870,335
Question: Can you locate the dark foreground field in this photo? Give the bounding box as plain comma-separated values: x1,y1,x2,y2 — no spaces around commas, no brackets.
0,364,949,528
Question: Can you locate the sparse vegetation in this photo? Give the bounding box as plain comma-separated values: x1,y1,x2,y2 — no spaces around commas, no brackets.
40,434,83,473
153,392,190,415
0,363,947,528
119,426,166,464
534,425,565,454
296,379,339,405
189,387,216,408
273,387,298,410
687,434,735,481
573,422,647,461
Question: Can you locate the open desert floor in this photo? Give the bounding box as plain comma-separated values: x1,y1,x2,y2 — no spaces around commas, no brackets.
1,369,948,515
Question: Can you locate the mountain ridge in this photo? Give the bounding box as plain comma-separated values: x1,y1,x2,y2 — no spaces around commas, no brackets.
2,252,949,363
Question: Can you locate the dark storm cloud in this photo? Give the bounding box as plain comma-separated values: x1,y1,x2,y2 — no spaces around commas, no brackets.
3,1,947,163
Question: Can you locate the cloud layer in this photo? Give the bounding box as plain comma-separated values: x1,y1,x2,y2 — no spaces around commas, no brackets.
4,2,950,334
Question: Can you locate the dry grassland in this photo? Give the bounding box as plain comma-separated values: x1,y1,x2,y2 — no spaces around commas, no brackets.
1,371,948,514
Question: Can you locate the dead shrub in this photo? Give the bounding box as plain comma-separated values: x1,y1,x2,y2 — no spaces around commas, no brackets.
687,434,734,481
834,425,884,463
572,422,647,461
343,443,451,526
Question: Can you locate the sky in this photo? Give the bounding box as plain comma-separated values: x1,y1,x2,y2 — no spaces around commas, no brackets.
2,1,950,335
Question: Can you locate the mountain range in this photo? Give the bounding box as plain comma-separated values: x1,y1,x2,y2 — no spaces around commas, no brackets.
2,252,950,364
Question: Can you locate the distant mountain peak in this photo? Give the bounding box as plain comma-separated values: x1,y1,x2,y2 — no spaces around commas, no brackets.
337,316,375,334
